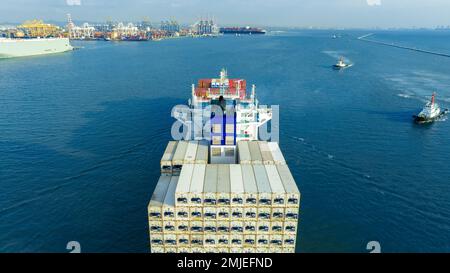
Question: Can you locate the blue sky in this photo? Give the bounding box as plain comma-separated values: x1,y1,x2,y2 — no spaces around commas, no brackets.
2,0,450,28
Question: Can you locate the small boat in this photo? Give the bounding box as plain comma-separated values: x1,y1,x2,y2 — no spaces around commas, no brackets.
333,57,350,69
413,92,448,124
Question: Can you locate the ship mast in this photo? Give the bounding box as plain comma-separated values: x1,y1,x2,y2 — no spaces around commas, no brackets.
431,92,436,105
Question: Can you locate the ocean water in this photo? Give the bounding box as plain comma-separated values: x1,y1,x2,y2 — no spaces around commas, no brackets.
1,31,450,253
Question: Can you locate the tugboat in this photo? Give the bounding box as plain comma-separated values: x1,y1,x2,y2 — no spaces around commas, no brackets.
413,92,448,124
333,57,351,69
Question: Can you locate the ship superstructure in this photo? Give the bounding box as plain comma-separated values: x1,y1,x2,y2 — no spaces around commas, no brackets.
147,70,300,253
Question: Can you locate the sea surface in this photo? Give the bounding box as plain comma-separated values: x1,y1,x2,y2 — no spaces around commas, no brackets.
1,30,450,253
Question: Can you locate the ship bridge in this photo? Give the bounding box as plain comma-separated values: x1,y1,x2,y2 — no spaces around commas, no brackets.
173,69,273,164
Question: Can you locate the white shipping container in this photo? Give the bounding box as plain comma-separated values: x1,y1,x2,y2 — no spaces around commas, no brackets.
277,165,301,207
217,207,230,220
284,221,298,234
177,234,190,246
217,235,230,247
269,247,283,253
267,142,286,165
175,206,189,220
243,247,255,253
176,220,189,233
231,206,244,219
163,220,176,233
283,234,296,247
189,164,206,205
229,164,244,206
271,221,284,234
283,247,296,254
237,141,251,164
189,206,203,220
259,141,274,165
149,220,163,234
190,220,203,233
230,247,243,253
265,165,286,206
165,247,177,253
258,207,271,221
162,176,178,219
203,164,218,206
175,164,194,206
204,234,217,246
184,141,198,164
148,176,171,220
285,207,299,221
160,141,178,175
178,247,191,253
191,235,204,247
191,247,205,253
244,234,256,247
172,141,188,174
217,165,231,205
230,221,244,233
244,221,257,234
163,233,177,246
256,247,269,254
230,235,243,246
248,141,263,164
217,220,230,234
241,165,258,206
257,221,271,234
256,234,270,247
205,247,218,253
243,207,257,220
272,207,284,220
252,165,272,206
204,206,217,220
204,221,217,233
217,247,229,253
151,246,164,253
150,234,164,247
270,234,283,247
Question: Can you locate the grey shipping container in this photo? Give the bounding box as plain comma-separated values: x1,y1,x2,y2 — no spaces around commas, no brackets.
175,164,194,206
248,141,263,164
203,164,218,206
162,176,179,220
172,141,188,174
160,141,178,175
252,165,272,206
217,164,231,205
148,176,172,220
241,165,258,206
237,141,251,164
276,164,300,207
195,140,209,164
259,141,274,165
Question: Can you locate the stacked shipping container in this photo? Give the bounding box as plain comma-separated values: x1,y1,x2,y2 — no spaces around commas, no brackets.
148,140,300,253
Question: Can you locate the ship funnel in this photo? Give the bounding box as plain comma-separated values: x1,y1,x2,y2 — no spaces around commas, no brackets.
431,92,436,105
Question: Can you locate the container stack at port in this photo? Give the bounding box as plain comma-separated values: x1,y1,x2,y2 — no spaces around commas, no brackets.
148,140,300,253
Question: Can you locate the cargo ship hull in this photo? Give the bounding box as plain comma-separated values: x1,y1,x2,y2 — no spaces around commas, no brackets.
220,27,266,35
0,38,73,59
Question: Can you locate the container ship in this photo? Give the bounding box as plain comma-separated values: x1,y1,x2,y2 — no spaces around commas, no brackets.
0,38,73,59
219,26,266,35
147,69,301,253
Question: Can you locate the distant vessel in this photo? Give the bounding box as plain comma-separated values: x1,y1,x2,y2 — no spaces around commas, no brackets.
220,26,266,35
413,93,448,124
333,57,350,69
0,38,73,59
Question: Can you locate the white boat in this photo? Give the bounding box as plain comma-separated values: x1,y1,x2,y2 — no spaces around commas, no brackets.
333,57,350,69
0,37,73,59
413,93,448,123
